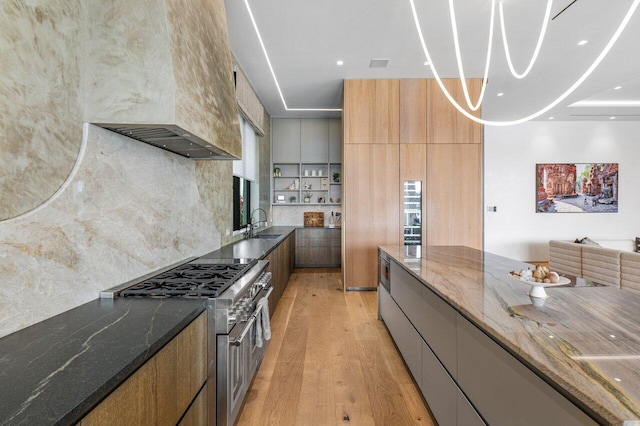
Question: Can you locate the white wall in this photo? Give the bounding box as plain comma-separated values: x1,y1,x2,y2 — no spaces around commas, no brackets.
484,121,640,261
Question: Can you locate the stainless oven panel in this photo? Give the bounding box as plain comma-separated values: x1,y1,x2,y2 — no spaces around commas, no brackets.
217,286,272,426
379,250,390,292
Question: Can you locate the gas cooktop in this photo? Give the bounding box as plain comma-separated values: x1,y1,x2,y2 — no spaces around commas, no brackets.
121,258,257,298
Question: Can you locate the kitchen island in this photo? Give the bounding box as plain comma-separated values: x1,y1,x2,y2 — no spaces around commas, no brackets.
0,226,295,425
380,245,640,426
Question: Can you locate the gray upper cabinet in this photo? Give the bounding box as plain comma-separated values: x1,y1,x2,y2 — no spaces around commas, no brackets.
272,119,301,163
328,118,342,163
301,119,329,163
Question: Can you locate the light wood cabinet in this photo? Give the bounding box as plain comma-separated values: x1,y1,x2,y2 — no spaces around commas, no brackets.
426,79,482,144
400,79,427,144
178,386,207,426
343,144,399,289
80,313,207,426
342,78,483,291
343,80,399,144
426,144,482,250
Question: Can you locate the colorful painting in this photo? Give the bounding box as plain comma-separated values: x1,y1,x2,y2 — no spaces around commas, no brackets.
536,163,618,213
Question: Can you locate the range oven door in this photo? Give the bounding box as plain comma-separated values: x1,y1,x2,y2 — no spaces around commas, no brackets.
217,286,273,426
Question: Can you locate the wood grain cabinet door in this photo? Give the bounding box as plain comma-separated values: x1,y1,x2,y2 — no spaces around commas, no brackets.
426,79,482,144
343,80,399,144
400,79,427,145
426,144,482,250
80,313,207,426
343,144,399,289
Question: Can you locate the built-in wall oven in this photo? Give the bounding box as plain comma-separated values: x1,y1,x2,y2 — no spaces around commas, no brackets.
379,249,390,292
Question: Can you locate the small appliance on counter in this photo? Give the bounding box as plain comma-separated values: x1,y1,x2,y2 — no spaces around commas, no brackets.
101,257,273,426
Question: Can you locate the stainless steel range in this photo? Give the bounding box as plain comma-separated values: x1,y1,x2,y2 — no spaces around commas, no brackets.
101,257,272,426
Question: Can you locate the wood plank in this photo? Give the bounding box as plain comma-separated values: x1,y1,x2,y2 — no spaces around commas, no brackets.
400,79,427,144
426,144,483,249
343,144,399,289
178,386,207,426
426,78,483,144
343,80,399,144
237,268,435,426
295,369,336,425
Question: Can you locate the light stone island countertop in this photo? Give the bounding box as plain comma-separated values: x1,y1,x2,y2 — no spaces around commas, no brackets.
380,245,640,426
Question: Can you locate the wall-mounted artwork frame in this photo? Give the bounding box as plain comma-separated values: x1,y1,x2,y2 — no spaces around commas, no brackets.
536,163,618,213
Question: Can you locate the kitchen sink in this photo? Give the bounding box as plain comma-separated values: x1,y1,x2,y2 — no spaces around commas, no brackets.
254,234,281,239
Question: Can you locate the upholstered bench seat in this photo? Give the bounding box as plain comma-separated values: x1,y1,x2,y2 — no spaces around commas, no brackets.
549,240,639,289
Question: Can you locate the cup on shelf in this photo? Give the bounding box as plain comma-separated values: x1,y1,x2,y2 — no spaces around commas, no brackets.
304,170,309,176
312,170,317,177
318,170,323,176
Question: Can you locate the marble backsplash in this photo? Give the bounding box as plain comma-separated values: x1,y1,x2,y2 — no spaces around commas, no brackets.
0,125,234,338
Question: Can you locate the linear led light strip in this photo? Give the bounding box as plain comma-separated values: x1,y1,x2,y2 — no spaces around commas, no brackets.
449,0,495,111
450,0,552,111
500,0,554,79
243,0,342,112
571,100,640,107
409,0,640,126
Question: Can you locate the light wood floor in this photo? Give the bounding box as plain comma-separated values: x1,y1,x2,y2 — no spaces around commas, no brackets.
236,268,436,426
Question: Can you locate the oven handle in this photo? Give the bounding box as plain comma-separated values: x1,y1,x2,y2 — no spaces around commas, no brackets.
230,286,273,346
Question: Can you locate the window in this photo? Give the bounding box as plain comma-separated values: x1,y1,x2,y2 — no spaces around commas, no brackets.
233,115,259,231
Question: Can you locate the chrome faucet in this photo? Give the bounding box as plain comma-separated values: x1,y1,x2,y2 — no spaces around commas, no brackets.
247,208,269,238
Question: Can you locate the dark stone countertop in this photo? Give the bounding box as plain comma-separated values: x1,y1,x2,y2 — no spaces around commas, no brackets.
0,297,206,425
202,226,296,260
0,226,296,425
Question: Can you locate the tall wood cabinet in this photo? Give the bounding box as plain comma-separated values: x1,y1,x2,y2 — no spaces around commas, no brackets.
343,144,400,289
342,78,483,290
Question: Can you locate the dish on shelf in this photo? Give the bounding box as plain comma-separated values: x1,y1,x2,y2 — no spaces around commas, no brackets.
330,197,340,203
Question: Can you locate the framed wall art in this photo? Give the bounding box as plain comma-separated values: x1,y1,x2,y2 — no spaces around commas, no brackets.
536,163,618,213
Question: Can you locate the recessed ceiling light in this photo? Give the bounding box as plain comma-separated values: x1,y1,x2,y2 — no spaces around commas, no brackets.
614,86,622,90
336,60,344,66
497,92,504,97
610,116,616,120
615,377,622,382
578,40,589,46
549,116,555,120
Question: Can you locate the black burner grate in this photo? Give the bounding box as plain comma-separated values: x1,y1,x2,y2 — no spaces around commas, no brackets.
122,260,256,298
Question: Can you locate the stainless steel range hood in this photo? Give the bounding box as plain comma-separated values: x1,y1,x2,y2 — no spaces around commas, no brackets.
96,124,237,160
85,0,242,160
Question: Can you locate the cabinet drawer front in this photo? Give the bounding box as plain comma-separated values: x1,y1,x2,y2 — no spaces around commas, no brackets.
457,389,485,426
456,314,597,426
390,261,457,376
421,340,457,426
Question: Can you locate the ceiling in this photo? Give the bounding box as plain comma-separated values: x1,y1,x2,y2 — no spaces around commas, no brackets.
225,0,640,123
